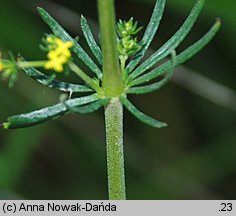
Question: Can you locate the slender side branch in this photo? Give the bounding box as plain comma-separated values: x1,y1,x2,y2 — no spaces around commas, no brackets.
97,0,123,96
105,98,126,200
69,62,103,95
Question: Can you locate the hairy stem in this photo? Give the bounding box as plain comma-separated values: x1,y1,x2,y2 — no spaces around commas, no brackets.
97,0,123,96
105,98,126,200
98,0,126,199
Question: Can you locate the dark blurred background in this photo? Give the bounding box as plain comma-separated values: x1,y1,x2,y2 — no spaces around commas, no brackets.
0,0,235,199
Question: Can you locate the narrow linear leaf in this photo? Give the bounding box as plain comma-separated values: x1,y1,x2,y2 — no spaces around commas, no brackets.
70,98,109,114
2,103,68,129
129,0,205,80
128,71,173,94
65,94,99,108
37,7,102,79
120,96,167,128
129,19,221,94
2,94,99,129
126,0,166,74
23,67,93,93
81,15,103,65
129,50,176,94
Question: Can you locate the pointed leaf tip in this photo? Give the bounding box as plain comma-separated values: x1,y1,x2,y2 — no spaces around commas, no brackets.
1,122,10,129
215,17,222,26
81,14,85,19
37,7,44,14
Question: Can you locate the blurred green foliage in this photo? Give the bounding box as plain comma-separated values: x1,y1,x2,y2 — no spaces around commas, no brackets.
0,0,235,199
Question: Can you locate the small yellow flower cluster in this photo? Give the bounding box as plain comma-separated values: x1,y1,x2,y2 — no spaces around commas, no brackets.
44,37,74,72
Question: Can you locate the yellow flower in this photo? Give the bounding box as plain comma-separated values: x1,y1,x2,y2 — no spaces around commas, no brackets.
44,36,74,72
0,62,3,71
45,55,68,72
46,37,54,43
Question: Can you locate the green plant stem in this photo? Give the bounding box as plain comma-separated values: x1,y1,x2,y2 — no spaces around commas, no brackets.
17,61,47,68
105,98,126,200
98,0,126,199
121,56,128,77
97,0,123,97
69,62,103,95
